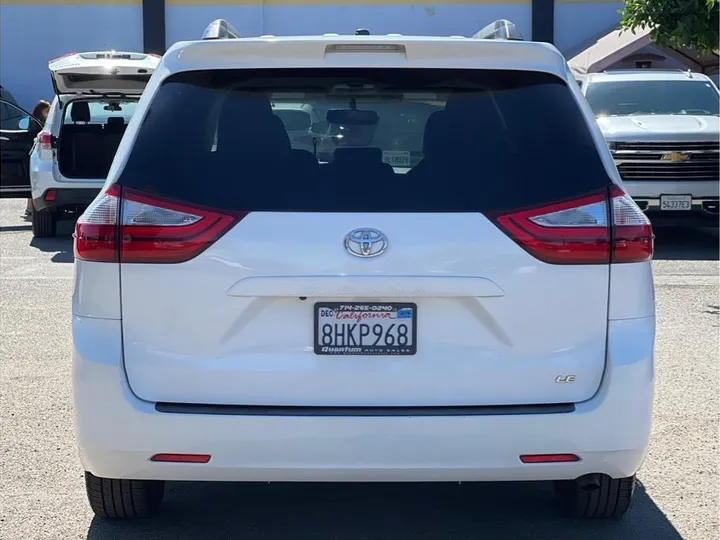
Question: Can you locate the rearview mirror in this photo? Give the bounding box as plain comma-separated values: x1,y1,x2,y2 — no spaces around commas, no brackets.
18,117,30,130
326,109,378,126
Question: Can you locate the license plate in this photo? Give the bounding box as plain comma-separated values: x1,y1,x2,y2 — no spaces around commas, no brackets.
660,194,692,211
382,151,411,167
314,302,417,355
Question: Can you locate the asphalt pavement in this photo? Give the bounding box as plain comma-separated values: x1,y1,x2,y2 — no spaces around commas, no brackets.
0,198,718,540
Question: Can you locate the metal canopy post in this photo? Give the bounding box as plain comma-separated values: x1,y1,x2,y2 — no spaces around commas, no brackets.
532,0,555,44
143,0,167,54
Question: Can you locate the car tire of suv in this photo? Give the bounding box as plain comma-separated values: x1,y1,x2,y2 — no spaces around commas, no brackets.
554,474,636,519
32,209,57,238
84,471,165,519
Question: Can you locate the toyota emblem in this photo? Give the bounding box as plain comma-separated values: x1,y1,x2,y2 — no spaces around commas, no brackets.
344,228,388,258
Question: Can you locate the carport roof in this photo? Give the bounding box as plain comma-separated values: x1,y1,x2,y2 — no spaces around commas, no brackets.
566,25,719,76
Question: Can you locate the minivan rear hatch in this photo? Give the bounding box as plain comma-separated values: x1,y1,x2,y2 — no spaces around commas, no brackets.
49,51,159,95
79,67,650,408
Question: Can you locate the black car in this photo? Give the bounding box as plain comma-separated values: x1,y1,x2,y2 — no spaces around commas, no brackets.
0,85,44,198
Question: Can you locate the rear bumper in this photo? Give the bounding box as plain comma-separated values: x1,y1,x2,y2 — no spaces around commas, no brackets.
73,316,655,483
622,180,719,226
33,187,100,212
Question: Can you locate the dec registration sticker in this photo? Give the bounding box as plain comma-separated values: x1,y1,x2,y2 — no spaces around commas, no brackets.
314,302,417,356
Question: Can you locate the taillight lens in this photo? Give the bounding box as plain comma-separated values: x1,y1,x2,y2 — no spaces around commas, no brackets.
74,187,241,264
74,186,120,263
493,187,653,265
38,132,52,150
609,185,654,263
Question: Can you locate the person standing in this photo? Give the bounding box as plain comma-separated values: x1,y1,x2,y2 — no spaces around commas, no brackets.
25,100,50,216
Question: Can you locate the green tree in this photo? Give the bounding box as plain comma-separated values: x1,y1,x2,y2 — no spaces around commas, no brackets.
621,0,719,55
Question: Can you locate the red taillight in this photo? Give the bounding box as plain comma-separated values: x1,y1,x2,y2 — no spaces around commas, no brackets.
74,187,242,264
150,453,211,463
44,189,57,202
493,187,653,265
520,454,580,464
38,132,52,150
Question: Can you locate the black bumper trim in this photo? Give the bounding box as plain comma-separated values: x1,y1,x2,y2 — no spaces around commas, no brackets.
33,187,101,212
155,402,576,417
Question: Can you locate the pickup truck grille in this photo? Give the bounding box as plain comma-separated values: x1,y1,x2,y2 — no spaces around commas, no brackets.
612,141,719,181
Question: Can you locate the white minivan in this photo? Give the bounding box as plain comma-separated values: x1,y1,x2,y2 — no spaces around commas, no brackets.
72,20,656,521
29,51,159,237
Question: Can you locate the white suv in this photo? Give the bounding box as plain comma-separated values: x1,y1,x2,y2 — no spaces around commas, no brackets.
29,51,159,237
72,20,656,521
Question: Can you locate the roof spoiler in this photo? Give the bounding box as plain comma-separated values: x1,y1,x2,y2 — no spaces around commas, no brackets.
472,19,523,41
202,19,241,40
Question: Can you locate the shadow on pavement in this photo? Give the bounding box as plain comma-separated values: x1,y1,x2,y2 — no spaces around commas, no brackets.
29,218,76,263
0,224,32,232
29,235,74,263
86,480,681,540
653,227,719,261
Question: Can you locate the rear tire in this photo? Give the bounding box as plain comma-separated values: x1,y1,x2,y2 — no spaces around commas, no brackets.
84,471,165,519
554,474,636,519
32,208,57,238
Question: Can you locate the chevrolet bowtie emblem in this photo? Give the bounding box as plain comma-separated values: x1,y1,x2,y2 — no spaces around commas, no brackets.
662,152,691,163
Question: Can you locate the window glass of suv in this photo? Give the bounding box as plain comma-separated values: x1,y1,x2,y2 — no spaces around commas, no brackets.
0,100,39,132
63,100,138,125
116,68,612,213
586,80,720,116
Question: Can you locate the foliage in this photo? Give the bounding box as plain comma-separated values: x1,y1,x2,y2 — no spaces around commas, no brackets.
620,0,719,55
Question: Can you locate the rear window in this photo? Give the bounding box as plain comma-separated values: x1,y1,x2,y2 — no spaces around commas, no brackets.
117,68,611,212
63,100,137,125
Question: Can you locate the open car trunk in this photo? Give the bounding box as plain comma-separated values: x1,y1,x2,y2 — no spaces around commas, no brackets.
56,99,137,180
48,51,158,180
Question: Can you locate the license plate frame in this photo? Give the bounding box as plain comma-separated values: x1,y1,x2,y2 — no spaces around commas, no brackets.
314,302,418,356
660,194,692,211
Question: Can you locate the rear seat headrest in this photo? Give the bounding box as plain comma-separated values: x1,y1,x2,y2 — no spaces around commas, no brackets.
70,102,91,123
106,117,125,126
422,111,450,157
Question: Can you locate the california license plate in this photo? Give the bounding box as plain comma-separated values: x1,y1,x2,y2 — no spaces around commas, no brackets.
314,302,417,355
660,194,692,211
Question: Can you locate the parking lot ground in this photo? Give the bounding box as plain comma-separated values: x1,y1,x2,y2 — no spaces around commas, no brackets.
0,198,718,540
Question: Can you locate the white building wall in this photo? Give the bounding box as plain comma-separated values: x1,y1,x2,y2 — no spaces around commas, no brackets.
1,0,636,109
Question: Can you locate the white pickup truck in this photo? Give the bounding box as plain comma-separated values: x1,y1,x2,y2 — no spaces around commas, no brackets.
580,70,719,227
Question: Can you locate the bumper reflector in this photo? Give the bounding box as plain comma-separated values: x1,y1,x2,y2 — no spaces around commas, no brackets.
520,454,580,464
150,453,211,463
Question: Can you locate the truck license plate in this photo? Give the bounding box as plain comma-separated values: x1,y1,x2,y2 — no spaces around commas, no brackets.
660,194,692,211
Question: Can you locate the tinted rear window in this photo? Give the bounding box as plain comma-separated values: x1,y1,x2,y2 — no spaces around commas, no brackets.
117,69,611,212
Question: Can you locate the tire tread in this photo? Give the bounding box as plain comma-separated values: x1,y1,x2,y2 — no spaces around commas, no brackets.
555,474,636,519
84,472,164,519
31,209,56,238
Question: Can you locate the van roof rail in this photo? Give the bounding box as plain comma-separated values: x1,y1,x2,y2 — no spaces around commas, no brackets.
472,19,523,41
202,19,241,40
